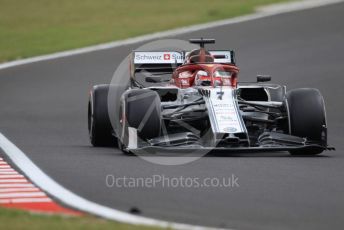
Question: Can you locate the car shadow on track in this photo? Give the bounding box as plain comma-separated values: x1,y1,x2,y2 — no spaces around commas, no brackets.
82,146,331,158
207,152,331,158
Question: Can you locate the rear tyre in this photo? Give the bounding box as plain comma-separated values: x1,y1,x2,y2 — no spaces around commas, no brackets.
285,88,327,155
88,85,117,147
120,89,161,149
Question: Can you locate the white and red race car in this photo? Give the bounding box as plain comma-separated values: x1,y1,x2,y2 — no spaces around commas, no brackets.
88,38,333,155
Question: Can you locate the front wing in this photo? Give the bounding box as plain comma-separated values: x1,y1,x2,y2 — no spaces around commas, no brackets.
124,131,333,154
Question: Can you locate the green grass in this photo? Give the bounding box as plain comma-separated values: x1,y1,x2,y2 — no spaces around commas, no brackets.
0,0,293,63
0,208,164,230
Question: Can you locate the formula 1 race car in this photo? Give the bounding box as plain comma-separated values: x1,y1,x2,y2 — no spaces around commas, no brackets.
88,38,333,155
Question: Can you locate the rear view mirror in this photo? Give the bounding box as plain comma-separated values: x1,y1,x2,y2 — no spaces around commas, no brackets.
257,75,271,82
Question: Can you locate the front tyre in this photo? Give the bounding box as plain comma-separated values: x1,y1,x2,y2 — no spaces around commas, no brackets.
285,88,327,155
119,89,161,150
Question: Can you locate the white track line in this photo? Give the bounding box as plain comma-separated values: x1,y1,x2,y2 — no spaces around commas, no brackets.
0,133,228,230
0,0,342,71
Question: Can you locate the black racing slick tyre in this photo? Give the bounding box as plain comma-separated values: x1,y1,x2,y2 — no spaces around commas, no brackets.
120,89,161,148
88,85,117,147
285,88,327,155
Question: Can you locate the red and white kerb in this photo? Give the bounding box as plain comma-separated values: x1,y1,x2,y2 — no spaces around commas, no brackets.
0,157,80,215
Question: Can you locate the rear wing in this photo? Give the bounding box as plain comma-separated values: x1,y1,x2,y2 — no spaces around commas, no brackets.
131,50,235,77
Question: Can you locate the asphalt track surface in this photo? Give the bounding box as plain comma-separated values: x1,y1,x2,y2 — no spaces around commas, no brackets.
1,3,344,230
